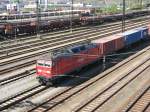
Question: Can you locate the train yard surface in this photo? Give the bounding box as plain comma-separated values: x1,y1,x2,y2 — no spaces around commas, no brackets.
31,46,150,112
0,39,149,112
0,18,149,89
0,12,150,112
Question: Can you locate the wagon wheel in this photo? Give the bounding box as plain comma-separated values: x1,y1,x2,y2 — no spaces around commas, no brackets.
45,81,53,86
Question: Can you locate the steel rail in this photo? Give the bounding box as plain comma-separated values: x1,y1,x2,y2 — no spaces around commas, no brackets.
27,46,150,112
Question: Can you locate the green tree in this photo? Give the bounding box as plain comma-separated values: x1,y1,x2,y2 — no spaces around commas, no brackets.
103,4,121,14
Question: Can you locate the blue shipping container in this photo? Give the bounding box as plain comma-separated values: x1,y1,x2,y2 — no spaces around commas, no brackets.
135,27,149,39
122,29,142,45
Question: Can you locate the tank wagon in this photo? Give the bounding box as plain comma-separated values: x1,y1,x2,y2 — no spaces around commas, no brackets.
36,26,149,85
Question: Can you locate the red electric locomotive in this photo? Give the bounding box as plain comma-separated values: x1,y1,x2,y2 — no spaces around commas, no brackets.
36,43,102,85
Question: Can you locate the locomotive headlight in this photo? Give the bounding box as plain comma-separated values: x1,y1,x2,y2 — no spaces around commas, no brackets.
46,71,51,74
38,69,42,72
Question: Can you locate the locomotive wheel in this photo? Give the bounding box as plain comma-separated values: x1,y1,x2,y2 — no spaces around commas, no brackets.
38,78,53,86
38,78,46,85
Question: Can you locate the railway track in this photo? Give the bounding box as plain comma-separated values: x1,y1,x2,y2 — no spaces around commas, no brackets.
72,62,150,112
0,19,149,86
122,87,150,112
0,39,149,112
0,25,90,50
1,23,149,76
0,21,119,48
0,59,35,75
0,18,147,57
92,70,150,112
0,15,149,56
0,70,35,86
0,15,149,112
0,19,149,67
22,46,150,112
0,23,84,45
144,104,150,112
0,15,149,48
0,84,48,111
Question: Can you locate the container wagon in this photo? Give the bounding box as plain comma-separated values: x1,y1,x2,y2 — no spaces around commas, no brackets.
92,34,124,55
119,27,149,45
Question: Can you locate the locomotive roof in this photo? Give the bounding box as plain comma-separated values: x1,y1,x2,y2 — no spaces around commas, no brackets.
38,43,96,60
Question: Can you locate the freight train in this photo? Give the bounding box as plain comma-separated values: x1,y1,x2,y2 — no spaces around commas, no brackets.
36,26,150,85
0,9,150,38
0,10,83,37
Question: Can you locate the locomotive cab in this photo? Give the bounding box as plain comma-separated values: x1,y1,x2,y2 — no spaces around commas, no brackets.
36,59,54,85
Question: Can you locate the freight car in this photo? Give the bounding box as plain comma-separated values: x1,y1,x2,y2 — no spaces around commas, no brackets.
0,10,84,20
36,26,149,85
1,9,150,38
0,10,83,37
80,9,150,25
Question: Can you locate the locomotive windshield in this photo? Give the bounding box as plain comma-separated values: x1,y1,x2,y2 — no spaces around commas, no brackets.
45,61,52,67
37,60,52,67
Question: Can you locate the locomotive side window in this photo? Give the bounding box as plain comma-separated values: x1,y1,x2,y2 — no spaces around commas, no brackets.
80,46,86,51
45,64,50,67
37,60,52,67
71,48,80,53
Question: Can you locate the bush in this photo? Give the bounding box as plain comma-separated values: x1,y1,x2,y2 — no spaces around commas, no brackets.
130,4,144,10
102,5,122,14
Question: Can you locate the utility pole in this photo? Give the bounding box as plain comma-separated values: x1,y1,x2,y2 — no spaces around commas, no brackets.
122,0,125,32
44,0,48,11
70,0,73,33
138,0,143,9
140,0,143,9
36,0,40,38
